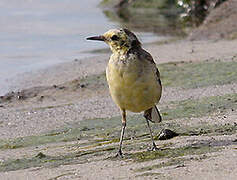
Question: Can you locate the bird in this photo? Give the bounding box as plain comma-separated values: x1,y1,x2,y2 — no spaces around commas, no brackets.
87,28,162,157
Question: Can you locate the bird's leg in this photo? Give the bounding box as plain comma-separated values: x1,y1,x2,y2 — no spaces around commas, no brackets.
116,109,126,158
145,117,159,151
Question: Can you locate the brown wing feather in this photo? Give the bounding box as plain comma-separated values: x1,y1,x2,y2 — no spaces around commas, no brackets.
144,106,162,123
127,46,162,86
139,48,162,86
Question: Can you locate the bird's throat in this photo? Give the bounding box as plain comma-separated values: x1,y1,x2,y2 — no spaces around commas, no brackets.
111,45,130,55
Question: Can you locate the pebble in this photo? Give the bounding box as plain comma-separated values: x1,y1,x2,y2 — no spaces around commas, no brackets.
158,129,179,140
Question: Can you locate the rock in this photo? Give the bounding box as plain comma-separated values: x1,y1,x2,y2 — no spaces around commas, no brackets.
158,129,179,140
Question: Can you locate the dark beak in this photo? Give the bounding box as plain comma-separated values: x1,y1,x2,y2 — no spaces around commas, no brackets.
86,35,105,41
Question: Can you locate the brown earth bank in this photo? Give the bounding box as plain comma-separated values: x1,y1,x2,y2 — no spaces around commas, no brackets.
189,0,237,40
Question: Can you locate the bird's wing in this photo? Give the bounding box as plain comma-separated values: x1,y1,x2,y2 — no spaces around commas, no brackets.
152,106,162,123
140,49,162,86
137,48,162,123
144,106,162,123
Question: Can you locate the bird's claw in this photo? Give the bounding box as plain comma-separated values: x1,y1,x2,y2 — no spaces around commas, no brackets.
115,149,123,158
151,145,159,151
147,143,159,151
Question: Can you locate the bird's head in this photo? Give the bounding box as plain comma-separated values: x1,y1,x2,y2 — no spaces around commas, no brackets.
87,28,141,54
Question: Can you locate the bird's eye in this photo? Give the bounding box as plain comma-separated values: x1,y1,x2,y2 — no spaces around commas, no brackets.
111,35,119,41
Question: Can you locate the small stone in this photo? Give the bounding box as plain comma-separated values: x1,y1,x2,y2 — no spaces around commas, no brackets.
35,152,46,159
158,129,178,140
80,84,86,88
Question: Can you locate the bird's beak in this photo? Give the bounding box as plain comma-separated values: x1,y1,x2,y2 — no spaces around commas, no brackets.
86,35,105,41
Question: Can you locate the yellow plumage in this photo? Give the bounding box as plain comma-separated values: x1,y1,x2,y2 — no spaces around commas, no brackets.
106,53,161,112
87,28,162,157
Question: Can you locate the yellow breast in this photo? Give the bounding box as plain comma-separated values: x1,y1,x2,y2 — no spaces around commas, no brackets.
106,55,161,112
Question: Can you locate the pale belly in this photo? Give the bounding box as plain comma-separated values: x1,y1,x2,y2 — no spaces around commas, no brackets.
106,61,161,112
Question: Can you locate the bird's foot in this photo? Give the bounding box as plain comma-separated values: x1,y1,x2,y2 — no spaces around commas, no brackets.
147,142,159,151
115,149,123,158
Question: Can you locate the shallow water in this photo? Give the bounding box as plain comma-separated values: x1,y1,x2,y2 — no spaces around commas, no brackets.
0,0,165,95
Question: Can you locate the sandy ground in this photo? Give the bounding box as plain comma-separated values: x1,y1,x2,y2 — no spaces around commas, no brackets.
0,38,237,179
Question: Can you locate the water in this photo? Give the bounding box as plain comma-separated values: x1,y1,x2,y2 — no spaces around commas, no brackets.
0,0,163,95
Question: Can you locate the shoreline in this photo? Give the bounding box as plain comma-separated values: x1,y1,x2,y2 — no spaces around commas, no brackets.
3,38,237,97
1,35,174,96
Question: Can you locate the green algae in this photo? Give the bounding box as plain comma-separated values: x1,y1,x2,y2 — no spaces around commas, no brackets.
0,111,235,172
0,124,229,173
179,123,237,136
159,61,237,88
128,145,218,162
0,128,80,150
74,60,237,89
162,93,237,120
136,172,162,177
0,147,115,172
0,93,236,150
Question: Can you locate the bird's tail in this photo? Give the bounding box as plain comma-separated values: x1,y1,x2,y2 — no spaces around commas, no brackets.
144,106,162,123
151,106,162,123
